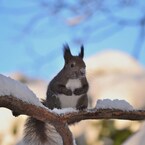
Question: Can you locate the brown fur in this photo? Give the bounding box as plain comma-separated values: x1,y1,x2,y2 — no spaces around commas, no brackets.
46,44,89,110
20,44,89,145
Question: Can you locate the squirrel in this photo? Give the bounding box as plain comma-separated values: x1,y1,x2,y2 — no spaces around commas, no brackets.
46,44,89,110
17,44,89,145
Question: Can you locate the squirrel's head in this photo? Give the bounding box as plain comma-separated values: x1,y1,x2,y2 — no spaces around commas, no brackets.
63,44,86,79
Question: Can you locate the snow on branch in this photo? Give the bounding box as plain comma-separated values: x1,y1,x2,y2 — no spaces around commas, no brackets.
1,95,145,123
0,74,43,107
61,108,145,124
0,74,145,145
0,95,73,145
96,99,134,111
0,74,73,145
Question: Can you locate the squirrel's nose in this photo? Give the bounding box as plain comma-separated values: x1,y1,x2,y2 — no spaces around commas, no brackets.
80,68,86,76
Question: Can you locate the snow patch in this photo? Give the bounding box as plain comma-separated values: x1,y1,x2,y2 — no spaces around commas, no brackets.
0,74,43,107
96,99,134,111
73,139,77,145
52,108,77,114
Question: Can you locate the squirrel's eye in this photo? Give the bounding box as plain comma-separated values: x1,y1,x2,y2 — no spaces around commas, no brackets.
70,63,75,68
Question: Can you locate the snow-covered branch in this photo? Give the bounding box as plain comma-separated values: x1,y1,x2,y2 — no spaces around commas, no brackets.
0,95,73,145
0,74,73,145
0,74,145,145
1,95,145,123
1,95,145,145
62,108,145,124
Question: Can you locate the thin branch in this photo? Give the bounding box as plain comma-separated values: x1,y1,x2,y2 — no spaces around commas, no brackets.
55,123,73,145
63,108,145,124
133,24,145,58
22,13,49,34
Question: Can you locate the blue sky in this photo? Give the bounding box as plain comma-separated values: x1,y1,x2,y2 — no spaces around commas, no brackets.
0,0,145,80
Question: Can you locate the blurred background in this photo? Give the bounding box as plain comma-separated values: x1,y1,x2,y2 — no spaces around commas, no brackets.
1,0,145,145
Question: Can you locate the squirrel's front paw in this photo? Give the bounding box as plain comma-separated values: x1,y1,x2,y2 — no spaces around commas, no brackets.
12,111,20,117
65,89,72,96
74,88,82,95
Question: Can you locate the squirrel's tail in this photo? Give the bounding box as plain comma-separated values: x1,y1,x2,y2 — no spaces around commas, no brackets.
16,117,63,145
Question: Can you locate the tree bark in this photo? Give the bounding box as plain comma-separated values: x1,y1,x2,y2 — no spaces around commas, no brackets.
0,95,145,145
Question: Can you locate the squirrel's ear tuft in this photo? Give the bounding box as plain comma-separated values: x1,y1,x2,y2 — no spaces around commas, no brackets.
63,44,72,63
79,45,84,59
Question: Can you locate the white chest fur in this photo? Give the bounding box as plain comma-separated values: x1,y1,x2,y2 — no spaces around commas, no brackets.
58,79,82,108
66,79,82,91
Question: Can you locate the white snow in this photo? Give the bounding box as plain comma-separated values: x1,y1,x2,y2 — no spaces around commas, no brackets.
52,108,77,114
73,139,77,145
96,99,134,111
0,74,43,107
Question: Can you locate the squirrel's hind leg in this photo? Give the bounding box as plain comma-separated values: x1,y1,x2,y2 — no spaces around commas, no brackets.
76,94,88,110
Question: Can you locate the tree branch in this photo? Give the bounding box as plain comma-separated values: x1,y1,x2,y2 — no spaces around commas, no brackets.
63,108,145,124
0,95,58,122
0,95,73,145
0,95,145,145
